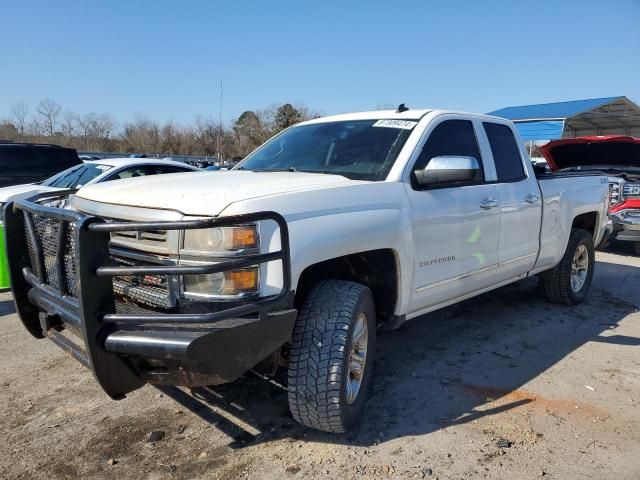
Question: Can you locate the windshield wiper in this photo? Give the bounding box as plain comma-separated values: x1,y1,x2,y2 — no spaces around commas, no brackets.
248,167,298,172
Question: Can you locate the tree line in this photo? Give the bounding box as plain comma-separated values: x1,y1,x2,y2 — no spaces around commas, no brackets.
0,98,318,160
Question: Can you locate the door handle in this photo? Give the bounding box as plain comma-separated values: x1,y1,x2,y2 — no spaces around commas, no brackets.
480,199,498,210
525,194,540,204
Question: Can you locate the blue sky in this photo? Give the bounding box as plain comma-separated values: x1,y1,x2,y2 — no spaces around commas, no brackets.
1,0,639,125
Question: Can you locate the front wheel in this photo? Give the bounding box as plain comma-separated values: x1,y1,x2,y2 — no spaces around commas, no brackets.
287,280,376,433
539,228,595,305
634,242,640,256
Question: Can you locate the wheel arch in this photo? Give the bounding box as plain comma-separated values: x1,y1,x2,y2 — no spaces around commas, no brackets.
294,248,401,324
571,211,599,237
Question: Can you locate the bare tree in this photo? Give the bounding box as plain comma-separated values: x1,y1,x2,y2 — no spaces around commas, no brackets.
93,113,116,150
10,101,29,137
61,110,78,142
36,98,61,136
123,115,160,154
7,97,317,159
76,113,99,149
0,120,19,141
160,121,184,155
193,115,218,156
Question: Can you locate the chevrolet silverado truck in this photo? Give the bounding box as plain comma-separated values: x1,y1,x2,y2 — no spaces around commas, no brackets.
541,135,640,255
4,108,609,433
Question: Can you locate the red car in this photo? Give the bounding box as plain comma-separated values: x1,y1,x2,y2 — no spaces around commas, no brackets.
542,136,640,255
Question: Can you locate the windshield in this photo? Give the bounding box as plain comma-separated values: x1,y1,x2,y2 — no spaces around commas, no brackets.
42,163,113,188
235,119,417,181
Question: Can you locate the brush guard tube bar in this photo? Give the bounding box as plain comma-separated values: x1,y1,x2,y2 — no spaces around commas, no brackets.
3,192,295,399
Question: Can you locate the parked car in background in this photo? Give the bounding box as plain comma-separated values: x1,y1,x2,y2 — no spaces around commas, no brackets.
542,136,640,254
5,108,609,433
0,158,199,289
0,142,81,188
0,157,200,208
0,142,80,288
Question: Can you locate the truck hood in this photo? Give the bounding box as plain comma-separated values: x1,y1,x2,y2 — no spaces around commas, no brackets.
541,136,640,171
76,170,357,215
0,184,60,203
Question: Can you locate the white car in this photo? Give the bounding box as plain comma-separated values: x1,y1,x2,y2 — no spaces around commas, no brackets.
5,107,609,433
0,157,199,210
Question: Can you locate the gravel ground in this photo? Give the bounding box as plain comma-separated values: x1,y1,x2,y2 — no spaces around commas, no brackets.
1,247,639,480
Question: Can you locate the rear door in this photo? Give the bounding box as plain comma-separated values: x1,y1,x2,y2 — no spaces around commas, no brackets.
406,117,501,314
481,122,542,281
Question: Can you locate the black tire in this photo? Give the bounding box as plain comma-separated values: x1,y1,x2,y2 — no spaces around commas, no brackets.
287,280,376,433
539,228,595,305
634,242,640,256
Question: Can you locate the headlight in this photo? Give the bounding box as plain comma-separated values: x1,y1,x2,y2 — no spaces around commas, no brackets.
182,225,258,255
609,177,625,207
181,224,260,298
182,267,259,298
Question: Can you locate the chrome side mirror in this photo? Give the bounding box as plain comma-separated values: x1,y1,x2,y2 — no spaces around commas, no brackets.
414,156,482,188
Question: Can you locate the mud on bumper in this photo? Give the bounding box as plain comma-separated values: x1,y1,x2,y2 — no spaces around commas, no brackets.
3,192,296,399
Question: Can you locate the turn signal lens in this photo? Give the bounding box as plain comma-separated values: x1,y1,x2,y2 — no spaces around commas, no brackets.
231,226,257,249
224,268,258,294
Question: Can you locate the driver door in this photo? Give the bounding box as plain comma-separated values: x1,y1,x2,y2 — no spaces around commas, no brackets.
406,118,500,315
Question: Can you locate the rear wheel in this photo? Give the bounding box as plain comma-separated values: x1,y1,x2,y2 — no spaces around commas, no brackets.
634,242,640,256
287,280,376,433
539,228,595,305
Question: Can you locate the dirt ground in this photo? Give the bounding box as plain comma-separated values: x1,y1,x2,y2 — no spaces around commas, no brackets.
1,246,639,480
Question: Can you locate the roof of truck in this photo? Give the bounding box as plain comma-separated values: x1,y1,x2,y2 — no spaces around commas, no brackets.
299,109,433,125
298,108,512,126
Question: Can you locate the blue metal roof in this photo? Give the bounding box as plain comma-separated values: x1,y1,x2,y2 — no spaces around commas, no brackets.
487,96,623,120
513,120,564,141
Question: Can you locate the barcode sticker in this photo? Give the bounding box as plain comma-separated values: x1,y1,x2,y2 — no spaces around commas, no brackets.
372,119,417,130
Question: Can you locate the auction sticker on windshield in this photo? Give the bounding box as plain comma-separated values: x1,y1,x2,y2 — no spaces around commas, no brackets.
372,119,417,130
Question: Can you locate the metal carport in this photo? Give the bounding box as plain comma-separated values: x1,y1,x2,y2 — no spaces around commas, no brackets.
488,96,640,141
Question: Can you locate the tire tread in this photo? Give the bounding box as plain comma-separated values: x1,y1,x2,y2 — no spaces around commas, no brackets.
287,280,371,433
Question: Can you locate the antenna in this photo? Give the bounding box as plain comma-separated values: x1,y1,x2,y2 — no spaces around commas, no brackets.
396,103,409,113
218,79,224,164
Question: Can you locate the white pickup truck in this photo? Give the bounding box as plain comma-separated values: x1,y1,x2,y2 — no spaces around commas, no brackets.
4,107,609,433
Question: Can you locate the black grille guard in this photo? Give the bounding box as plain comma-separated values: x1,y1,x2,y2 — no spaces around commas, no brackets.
4,190,294,398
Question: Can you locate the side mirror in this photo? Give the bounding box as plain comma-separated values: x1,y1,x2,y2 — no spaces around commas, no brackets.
414,156,482,188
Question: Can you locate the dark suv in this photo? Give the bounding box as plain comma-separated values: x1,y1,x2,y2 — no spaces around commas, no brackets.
0,143,81,188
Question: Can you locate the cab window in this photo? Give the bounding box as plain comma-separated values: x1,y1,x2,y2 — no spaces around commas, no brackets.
483,122,525,182
412,120,484,187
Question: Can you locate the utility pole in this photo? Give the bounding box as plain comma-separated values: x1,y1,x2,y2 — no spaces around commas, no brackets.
218,79,224,164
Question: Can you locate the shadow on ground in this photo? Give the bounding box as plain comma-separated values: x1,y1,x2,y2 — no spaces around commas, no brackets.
160,273,640,449
0,299,15,317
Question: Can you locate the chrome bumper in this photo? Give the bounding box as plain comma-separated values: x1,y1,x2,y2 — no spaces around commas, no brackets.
611,210,640,242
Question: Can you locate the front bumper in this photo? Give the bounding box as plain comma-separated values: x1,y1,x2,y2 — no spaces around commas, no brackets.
4,192,296,399
610,210,640,243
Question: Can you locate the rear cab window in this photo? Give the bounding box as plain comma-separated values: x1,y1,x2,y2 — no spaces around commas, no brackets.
483,122,526,182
